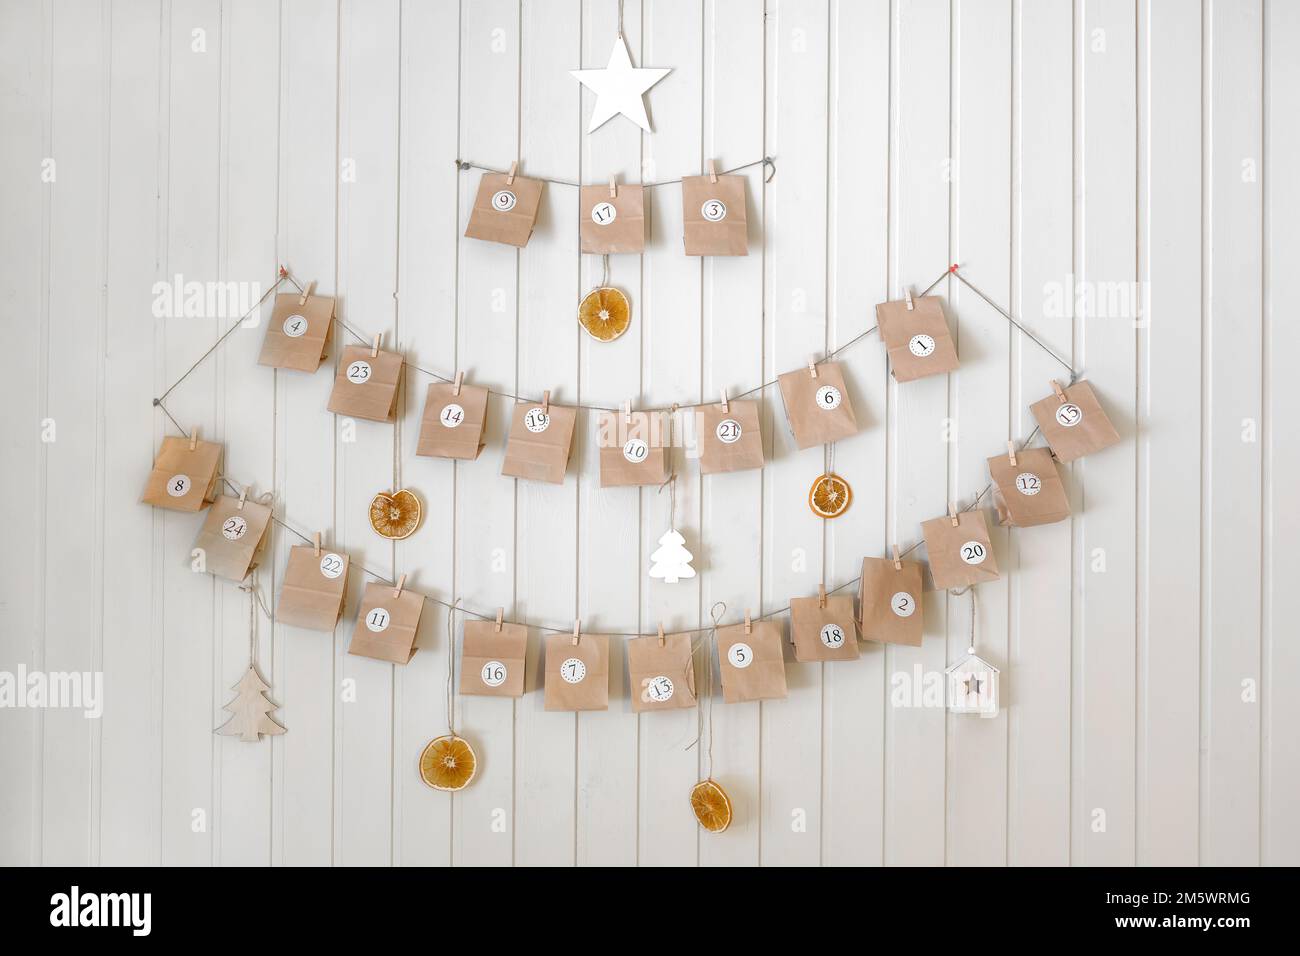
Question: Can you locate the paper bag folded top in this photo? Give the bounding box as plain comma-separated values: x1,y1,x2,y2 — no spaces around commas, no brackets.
460,620,528,698
875,295,960,382
716,620,788,703
858,557,924,646
543,633,609,711
417,381,489,461
276,544,349,632
627,632,697,713
777,361,860,449
258,292,335,372
501,399,578,484
921,509,1000,590
1029,379,1120,463
789,594,860,663
597,410,670,487
349,581,424,665
988,446,1071,527
464,171,544,247
698,399,764,475
327,344,403,423
191,494,272,582
580,183,646,254
682,174,748,256
141,435,223,512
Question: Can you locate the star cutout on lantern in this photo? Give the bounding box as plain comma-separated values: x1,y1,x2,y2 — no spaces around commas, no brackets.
570,35,671,133
963,674,982,696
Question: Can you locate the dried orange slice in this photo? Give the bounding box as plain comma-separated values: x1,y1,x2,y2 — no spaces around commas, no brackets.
369,488,422,539
578,287,631,342
419,735,477,791
808,473,852,518
690,779,733,833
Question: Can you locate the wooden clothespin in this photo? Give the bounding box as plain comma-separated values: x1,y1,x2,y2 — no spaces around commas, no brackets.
237,486,248,510
1007,440,1017,467
707,159,718,184
392,573,406,598
609,174,617,198
506,161,517,186
949,503,960,527
571,619,581,646
453,370,464,396
744,610,752,634
807,355,819,379
370,333,381,358
818,584,827,608
189,427,198,451
313,532,321,557
624,400,632,427
904,286,915,311
542,389,551,415
1051,379,1068,403
657,623,665,647
299,279,315,306
495,607,504,632
720,388,729,414
892,544,902,571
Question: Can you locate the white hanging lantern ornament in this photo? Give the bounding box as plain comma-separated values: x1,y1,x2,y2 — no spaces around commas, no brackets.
944,588,999,718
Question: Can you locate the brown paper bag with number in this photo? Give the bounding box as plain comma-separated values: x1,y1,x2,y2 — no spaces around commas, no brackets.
258,292,335,372
858,557,924,646
627,632,697,713
417,382,489,461
141,435,223,512
875,296,960,382
921,509,1000,590
464,171,544,247
597,410,670,487
460,620,528,698
698,400,764,474
682,174,748,256
543,633,609,711
988,446,1071,527
789,594,860,663
276,544,349,631
777,362,860,449
191,495,272,582
501,399,578,484
349,581,424,664
717,621,788,703
326,345,403,422
1029,379,1120,463
580,184,646,254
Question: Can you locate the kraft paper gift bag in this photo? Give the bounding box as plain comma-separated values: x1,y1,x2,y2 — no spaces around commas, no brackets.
875,295,960,382
681,172,748,256
543,632,609,712
417,381,489,461
627,631,697,713
1029,379,1121,463
464,170,544,248
717,620,788,703
580,183,646,254
501,397,578,484
788,594,860,663
276,544,349,631
191,494,272,582
921,509,1000,590
698,399,764,475
459,620,528,698
988,446,1071,527
258,291,335,372
349,581,424,664
858,556,924,647
597,410,670,487
327,344,403,423
777,362,860,449
141,434,223,512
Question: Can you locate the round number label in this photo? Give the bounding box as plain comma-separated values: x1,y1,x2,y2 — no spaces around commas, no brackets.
560,658,586,684
1055,402,1083,428
524,407,550,433
591,201,617,225
166,474,192,498
642,676,674,703
1015,472,1041,496
491,189,517,212
815,385,842,410
960,541,988,565
701,199,727,222
622,438,648,463
727,642,754,669
319,553,345,579
481,661,507,687
439,403,465,428
820,624,846,648
908,334,936,357
365,608,391,633
346,360,372,384
890,592,916,618
715,419,742,444
283,314,308,338
222,515,248,541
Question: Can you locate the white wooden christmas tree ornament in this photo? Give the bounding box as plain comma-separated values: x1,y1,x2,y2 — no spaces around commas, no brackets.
945,645,1000,718
649,528,695,584
216,665,287,742
570,34,671,133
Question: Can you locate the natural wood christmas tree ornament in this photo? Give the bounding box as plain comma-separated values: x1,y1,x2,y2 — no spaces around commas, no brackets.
216,665,287,742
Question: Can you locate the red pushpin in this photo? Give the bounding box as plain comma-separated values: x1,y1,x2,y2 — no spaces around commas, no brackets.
278,265,288,278
949,263,960,273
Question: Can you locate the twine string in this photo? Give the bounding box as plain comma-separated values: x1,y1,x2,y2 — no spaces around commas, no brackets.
446,599,460,736
454,155,776,189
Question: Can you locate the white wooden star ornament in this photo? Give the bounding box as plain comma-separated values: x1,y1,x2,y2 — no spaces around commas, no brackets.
571,35,671,133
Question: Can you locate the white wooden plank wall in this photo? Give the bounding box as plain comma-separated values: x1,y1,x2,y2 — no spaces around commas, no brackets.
0,0,1295,867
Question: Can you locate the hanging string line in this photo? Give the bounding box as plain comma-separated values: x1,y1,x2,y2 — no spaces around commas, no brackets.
949,268,1076,379
454,155,777,188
